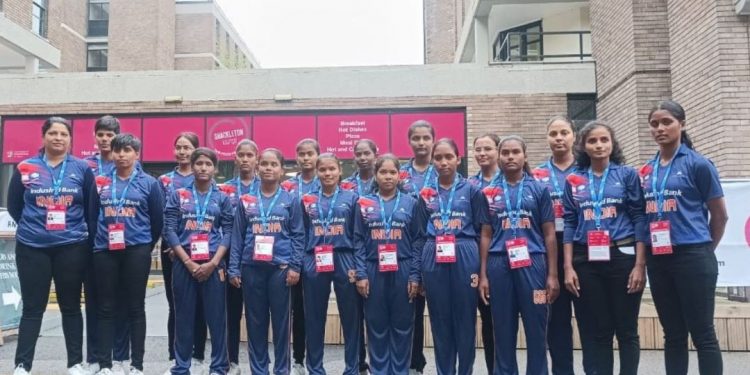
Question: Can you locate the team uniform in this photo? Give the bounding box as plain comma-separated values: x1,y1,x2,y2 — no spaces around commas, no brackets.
414,176,490,375
640,144,724,374
83,153,131,369
281,174,320,368
353,191,423,374
399,161,437,373
218,176,260,368
229,187,305,375
341,171,375,197
164,183,234,375
8,154,97,372
484,174,554,374
93,167,164,372
532,160,595,375
467,172,498,372
301,188,362,374
157,169,208,363
562,163,647,375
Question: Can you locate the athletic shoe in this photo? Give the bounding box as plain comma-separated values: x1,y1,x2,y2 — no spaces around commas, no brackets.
128,367,144,375
408,370,423,375
190,359,207,375
111,361,126,375
95,369,114,375
162,361,175,375
68,363,89,375
85,363,100,375
13,364,30,375
291,363,306,375
228,363,241,375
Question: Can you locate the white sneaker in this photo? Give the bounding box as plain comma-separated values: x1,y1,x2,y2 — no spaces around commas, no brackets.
95,369,114,375
111,361,126,375
227,363,241,375
190,359,207,375
291,363,306,375
68,364,89,375
408,370,423,375
13,364,30,375
85,363,100,375
128,367,144,375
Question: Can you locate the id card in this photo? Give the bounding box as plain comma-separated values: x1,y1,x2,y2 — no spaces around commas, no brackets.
587,230,611,261
254,235,275,262
378,243,398,272
315,245,334,273
650,220,673,255
108,223,125,251
506,237,531,269
436,235,456,263
46,205,66,231
553,202,564,232
190,234,210,261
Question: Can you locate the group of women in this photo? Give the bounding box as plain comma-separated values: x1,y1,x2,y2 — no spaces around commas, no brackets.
7,99,727,375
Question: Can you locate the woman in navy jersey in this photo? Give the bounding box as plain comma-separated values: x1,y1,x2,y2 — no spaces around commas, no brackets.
164,148,234,375
92,134,164,375
531,116,594,375
642,100,727,375
158,132,208,373
8,117,97,375
218,139,260,375
478,135,559,375
354,154,423,375
301,153,362,375
83,115,132,375
229,148,305,375
415,138,491,375
282,138,320,374
468,133,500,373
399,120,437,374
342,139,377,196
562,121,647,375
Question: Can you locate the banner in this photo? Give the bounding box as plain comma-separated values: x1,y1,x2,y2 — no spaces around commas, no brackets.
715,180,750,286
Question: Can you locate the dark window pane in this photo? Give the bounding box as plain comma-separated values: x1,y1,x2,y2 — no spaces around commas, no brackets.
567,93,597,130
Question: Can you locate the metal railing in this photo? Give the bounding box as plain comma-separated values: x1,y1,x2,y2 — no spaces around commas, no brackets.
493,30,592,62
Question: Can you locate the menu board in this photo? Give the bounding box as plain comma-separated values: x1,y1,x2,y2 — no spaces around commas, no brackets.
317,114,389,157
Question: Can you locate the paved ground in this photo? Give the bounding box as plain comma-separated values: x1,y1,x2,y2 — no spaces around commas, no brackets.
2,285,749,374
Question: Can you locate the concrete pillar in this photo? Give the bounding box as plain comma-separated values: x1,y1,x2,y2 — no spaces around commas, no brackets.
25,56,39,74
474,16,489,64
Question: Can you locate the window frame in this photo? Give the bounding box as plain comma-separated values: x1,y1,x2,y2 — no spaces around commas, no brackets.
86,42,109,72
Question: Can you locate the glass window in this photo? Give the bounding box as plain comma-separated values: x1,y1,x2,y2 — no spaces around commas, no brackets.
567,93,597,130
32,0,48,37
494,21,543,62
88,0,109,37
87,43,108,72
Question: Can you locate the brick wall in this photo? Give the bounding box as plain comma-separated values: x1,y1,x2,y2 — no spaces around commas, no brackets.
175,13,214,54
667,0,750,177
175,56,215,70
2,0,32,29
423,0,458,64
108,0,175,71
46,0,87,72
0,94,568,173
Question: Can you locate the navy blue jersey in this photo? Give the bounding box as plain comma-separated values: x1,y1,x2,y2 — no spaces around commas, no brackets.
399,160,438,196
163,183,234,255
485,175,554,253
414,177,491,239
468,170,501,190
219,176,260,212
158,169,195,202
84,154,115,177
640,144,724,245
281,174,320,197
8,154,97,247
341,172,375,197
228,188,305,278
532,159,575,233
562,164,647,244
353,192,424,282
301,188,358,251
94,169,164,251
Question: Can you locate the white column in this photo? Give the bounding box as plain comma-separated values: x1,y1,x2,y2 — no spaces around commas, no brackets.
25,56,39,74
474,16,490,64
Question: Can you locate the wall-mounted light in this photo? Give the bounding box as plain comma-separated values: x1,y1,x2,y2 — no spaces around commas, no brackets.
274,94,293,102
164,96,183,104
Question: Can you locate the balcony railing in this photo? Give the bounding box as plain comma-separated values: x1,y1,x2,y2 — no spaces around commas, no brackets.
493,30,592,63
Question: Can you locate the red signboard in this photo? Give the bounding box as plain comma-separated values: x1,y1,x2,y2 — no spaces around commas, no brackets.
317,114,389,157
141,117,205,162
2,119,46,163
389,111,466,158
253,115,316,159
206,116,252,161
72,117,142,159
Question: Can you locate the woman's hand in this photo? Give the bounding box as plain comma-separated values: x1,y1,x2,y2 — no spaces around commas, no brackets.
546,275,560,304
408,282,421,301
230,276,242,289
193,262,216,282
286,270,300,286
357,279,370,298
478,276,490,306
564,266,580,298
627,265,646,294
